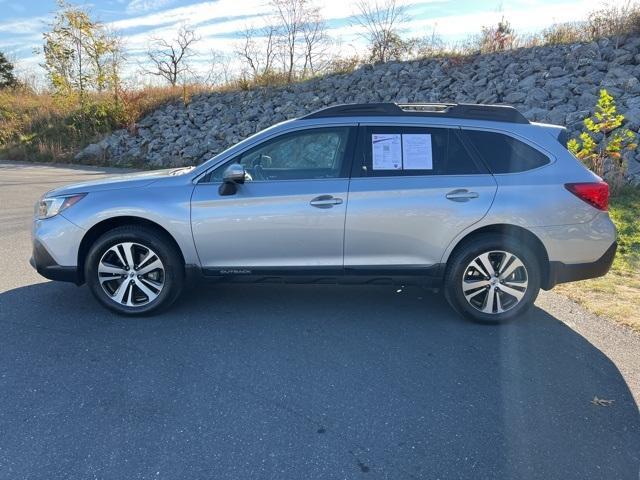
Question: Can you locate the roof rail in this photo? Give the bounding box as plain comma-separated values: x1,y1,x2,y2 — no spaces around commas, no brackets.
301,102,530,124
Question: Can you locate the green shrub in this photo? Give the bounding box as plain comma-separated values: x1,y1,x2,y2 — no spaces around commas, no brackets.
568,89,638,192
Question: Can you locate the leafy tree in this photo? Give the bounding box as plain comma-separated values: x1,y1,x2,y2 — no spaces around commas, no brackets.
41,1,122,98
0,51,17,88
568,89,638,191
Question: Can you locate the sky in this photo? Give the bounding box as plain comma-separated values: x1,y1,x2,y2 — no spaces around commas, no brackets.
0,0,608,84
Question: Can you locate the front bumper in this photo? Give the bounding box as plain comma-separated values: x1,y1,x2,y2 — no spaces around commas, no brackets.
30,213,85,284
30,239,81,284
544,241,617,289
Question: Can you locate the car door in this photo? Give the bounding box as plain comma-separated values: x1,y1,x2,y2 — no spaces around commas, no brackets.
191,126,356,272
344,124,497,271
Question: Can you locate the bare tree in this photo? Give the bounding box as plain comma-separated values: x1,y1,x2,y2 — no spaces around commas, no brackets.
271,0,307,82
202,49,233,86
351,0,409,63
237,25,278,80
236,0,330,83
415,24,444,58
301,8,331,76
143,25,200,86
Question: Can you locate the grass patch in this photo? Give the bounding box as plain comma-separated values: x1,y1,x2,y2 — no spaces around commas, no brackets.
555,187,640,332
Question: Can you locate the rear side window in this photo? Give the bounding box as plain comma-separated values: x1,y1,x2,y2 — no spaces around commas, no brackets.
361,126,485,176
463,130,550,173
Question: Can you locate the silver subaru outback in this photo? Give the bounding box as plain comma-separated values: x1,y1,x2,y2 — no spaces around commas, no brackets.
30,103,617,322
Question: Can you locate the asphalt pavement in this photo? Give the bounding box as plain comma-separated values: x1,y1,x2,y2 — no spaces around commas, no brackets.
1,162,639,479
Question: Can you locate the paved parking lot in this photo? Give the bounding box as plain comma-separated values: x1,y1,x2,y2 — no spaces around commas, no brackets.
1,162,639,479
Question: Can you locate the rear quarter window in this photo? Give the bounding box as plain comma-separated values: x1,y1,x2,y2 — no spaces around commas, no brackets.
463,130,550,173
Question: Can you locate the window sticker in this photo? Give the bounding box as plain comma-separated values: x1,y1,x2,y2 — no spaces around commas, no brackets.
372,134,402,170
402,134,433,170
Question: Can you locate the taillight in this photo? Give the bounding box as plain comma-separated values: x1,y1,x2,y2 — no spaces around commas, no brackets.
565,182,609,211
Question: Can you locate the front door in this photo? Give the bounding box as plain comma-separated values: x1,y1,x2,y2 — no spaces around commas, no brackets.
191,126,356,272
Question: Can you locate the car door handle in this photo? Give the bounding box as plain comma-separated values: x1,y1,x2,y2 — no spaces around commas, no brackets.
310,195,343,208
445,189,479,202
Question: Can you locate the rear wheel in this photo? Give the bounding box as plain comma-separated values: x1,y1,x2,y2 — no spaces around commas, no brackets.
85,226,184,315
444,234,541,323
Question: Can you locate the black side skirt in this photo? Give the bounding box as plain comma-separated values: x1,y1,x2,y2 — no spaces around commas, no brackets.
200,264,444,286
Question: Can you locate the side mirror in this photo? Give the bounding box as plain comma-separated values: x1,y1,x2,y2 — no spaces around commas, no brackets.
222,163,246,184
219,163,246,196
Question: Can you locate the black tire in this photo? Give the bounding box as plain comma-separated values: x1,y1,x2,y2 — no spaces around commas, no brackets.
85,225,184,316
444,233,541,324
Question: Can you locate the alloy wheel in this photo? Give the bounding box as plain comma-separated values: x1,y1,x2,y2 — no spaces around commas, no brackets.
97,242,165,308
461,250,529,314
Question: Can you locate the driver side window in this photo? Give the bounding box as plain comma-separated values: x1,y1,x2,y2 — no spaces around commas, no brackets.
209,127,353,182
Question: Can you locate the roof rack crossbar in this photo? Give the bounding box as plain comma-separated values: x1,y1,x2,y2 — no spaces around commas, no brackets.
302,102,529,124
397,103,455,112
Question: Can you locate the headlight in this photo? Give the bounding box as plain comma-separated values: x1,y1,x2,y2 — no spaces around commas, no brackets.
36,193,86,219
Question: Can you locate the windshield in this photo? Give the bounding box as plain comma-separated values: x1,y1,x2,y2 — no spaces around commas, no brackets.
169,166,195,175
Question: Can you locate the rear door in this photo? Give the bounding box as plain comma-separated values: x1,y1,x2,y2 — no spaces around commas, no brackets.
344,124,497,271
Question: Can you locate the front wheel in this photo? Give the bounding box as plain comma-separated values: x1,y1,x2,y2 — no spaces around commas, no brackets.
444,234,541,323
85,226,184,316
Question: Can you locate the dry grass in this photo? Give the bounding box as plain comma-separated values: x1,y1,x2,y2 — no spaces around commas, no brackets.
0,84,212,164
118,84,212,125
555,187,640,332
556,271,640,332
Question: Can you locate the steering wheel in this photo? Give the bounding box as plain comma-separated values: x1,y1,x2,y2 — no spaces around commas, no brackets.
252,165,266,181
249,157,267,181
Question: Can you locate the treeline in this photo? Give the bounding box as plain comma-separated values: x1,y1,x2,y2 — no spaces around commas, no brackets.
0,0,639,163
3,0,640,94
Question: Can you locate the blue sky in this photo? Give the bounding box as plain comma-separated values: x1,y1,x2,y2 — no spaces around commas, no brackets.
0,0,605,82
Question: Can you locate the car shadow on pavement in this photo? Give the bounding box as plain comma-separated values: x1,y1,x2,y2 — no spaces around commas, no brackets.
1,280,639,479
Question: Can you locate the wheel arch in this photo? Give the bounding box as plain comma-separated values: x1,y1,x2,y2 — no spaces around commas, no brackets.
444,224,551,289
77,216,186,284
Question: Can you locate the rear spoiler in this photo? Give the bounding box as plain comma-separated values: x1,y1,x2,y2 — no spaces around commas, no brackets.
532,122,568,148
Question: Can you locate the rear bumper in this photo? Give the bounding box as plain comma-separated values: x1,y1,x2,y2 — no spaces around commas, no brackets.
30,239,81,284
544,241,617,289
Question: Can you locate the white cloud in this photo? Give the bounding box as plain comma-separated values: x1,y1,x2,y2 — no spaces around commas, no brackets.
0,15,49,34
399,0,604,39
126,0,176,14
111,0,444,31
111,0,270,30
113,0,447,60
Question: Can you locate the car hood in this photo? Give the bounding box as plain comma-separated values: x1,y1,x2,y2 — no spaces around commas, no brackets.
44,167,192,197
